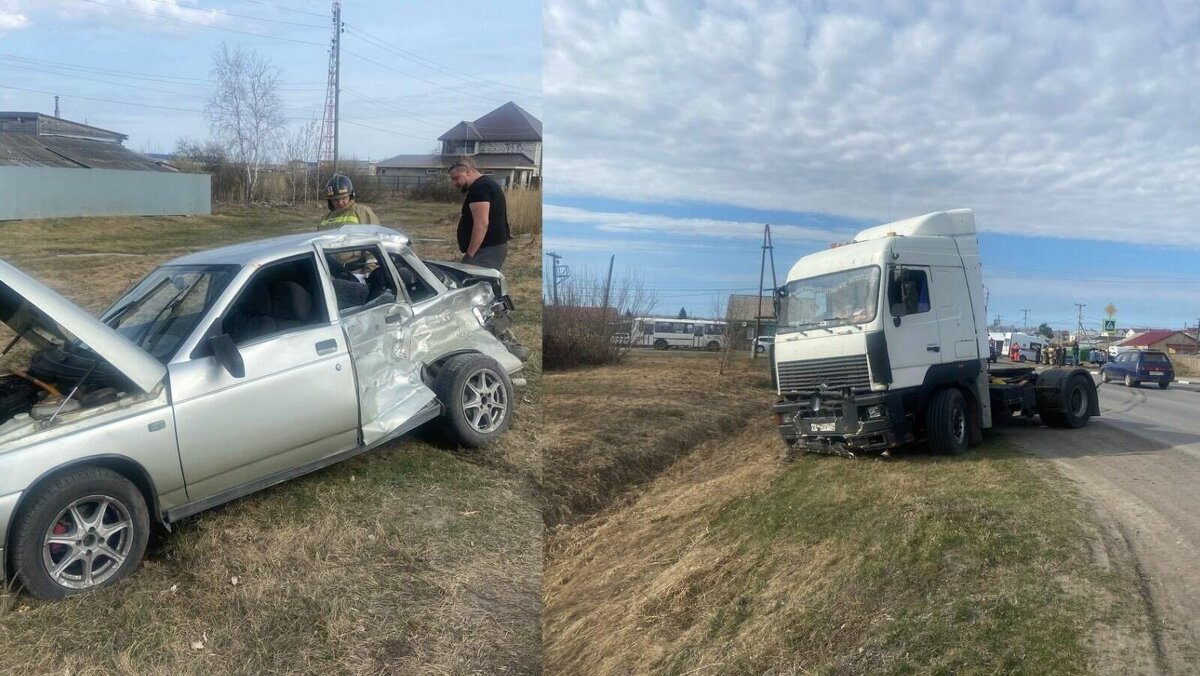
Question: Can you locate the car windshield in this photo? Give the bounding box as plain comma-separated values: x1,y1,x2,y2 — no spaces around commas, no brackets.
96,264,239,363
777,266,880,333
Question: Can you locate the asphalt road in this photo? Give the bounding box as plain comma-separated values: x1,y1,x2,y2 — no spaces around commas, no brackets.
1000,375,1200,673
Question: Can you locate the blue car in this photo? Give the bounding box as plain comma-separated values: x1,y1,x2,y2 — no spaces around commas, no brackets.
1100,350,1174,389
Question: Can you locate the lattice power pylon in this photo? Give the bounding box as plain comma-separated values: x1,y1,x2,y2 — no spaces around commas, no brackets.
317,1,342,184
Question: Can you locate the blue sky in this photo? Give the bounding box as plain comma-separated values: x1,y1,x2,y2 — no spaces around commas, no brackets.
543,0,1200,332
0,0,542,158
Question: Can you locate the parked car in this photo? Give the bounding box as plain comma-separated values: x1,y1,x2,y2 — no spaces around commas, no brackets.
755,335,774,354
0,225,527,599
1100,349,1173,389
1088,349,1108,364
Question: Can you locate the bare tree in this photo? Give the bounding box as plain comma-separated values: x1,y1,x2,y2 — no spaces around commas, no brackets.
205,43,285,202
543,267,658,369
281,118,321,203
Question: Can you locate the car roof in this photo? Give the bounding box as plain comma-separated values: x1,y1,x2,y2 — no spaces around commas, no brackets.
166,224,412,267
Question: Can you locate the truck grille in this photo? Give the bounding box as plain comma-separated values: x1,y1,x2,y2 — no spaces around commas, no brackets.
777,355,872,392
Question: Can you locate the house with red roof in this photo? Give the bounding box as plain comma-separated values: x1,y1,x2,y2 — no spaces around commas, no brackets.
1115,330,1200,355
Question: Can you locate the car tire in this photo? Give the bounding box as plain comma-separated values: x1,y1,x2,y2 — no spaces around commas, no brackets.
433,353,514,448
10,467,149,600
653,339,668,350
1159,381,1169,390
926,387,969,456
1019,355,1027,363
1042,373,1093,429
1101,371,1110,384
1125,374,1137,388
707,341,720,352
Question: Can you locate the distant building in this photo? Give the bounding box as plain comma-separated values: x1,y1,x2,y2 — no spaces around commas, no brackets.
376,101,541,191
725,294,776,347
0,112,209,220
1116,330,1200,355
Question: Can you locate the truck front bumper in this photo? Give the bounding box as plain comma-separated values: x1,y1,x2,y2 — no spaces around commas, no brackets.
773,390,913,455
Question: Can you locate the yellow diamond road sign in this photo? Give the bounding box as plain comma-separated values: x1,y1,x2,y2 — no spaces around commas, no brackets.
1105,303,1117,317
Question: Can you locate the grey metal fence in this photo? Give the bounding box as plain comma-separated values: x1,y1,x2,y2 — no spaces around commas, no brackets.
0,167,211,220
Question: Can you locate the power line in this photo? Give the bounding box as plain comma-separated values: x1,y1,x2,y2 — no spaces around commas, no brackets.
237,0,331,20
340,48,515,105
138,0,329,29
340,118,439,141
78,0,327,46
0,53,325,88
343,25,541,97
340,87,449,129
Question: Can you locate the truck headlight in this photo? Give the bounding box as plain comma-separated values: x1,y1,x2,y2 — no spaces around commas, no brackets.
866,404,888,420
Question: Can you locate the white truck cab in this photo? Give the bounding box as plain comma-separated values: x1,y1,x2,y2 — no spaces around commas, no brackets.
772,209,1098,457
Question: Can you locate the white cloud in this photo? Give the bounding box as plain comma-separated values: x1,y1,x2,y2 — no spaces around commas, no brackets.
545,204,849,243
0,0,28,32
545,1,1200,245
2,0,232,33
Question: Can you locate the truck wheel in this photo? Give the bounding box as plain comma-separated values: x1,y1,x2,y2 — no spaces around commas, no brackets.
1124,374,1137,388
653,339,668,350
1042,374,1094,429
926,388,969,456
10,467,150,600
433,354,514,448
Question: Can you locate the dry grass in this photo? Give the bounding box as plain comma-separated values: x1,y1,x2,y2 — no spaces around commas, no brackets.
544,355,1144,674
506,188,542,237
0,200,543,674
541,351,770,528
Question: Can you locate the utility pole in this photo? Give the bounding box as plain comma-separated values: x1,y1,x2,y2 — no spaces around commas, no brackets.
53,95,59,118
545,252,568,306
1075,303,1086,346
598,255,615,333
318,1,342,184
1020,308,1030,333
752,224,778,360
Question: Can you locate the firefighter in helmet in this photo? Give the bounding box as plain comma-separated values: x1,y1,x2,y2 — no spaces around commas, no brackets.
319,174,379,228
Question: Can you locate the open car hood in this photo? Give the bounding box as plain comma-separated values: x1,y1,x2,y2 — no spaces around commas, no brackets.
0,260,166,393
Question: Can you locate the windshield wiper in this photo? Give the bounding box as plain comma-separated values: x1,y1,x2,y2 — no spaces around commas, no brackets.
104,278,172,329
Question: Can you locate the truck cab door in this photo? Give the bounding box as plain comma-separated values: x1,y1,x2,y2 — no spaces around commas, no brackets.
320,244,438,447
932,267,979,362
883,266,942,388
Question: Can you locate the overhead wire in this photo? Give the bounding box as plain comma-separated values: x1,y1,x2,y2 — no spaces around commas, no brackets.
77,0,327,46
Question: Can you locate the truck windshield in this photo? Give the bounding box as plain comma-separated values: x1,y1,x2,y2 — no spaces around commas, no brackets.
777,266,880,333
97,264,238,363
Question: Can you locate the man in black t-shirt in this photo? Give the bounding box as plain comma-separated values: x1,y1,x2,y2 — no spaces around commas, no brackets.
448,158,511,270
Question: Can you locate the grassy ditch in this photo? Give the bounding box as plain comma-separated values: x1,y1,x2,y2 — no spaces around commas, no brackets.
0,200,543,674
541,351,769,528
544,356,1144,674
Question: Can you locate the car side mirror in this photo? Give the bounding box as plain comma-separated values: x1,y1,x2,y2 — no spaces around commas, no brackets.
210,334,245,378
385,304,414,325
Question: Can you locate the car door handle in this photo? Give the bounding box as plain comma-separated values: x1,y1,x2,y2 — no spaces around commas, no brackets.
315,339,338,355
926,344,941,352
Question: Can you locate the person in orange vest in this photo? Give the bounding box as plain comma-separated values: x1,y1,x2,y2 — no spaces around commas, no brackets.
1010,341,1021,361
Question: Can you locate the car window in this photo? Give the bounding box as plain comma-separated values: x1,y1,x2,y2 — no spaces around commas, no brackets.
1141,352,1170,364
325,246,395,315
219,255,329,347
388,253,438,303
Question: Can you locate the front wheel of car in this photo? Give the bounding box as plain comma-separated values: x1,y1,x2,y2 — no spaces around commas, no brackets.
1101,370,1110,384
433,354,514,448
10,467,149,600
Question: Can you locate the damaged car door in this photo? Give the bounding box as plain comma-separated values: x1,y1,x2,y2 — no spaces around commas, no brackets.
319,244,438,447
